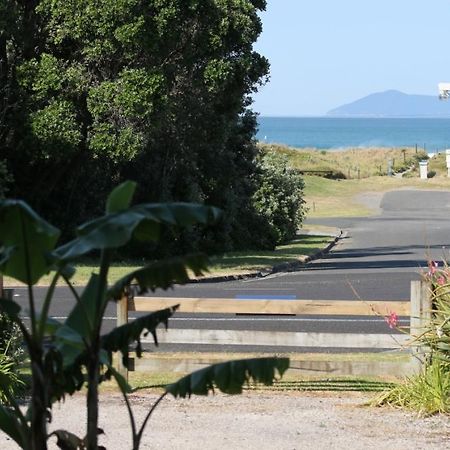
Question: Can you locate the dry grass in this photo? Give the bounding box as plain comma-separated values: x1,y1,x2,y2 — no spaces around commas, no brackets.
261,143,428,178
261,143,450,218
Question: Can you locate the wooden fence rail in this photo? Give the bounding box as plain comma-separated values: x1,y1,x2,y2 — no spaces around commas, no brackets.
115,280,432,378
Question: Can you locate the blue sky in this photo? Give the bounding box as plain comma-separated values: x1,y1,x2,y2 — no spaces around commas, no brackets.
252,0,450,116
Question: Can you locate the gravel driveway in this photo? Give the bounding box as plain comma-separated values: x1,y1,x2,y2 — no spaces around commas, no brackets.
2,391,449,449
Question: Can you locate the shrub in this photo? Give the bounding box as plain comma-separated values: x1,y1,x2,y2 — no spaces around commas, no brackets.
0,313,25,404
373,360,450,415
253,151,306,245
324,170,346,180
374,260,450,414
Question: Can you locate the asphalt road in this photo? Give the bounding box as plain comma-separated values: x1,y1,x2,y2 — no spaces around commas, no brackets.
12,189,450,352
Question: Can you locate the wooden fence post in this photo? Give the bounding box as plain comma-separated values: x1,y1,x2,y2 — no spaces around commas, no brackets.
410,280,432,367
115,294,129,380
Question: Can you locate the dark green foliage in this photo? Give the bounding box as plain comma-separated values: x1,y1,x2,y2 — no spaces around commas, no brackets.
0,162,12,200
324,170,346,180
0,200,60,284
166,357,290,397
101,306,178,364
2,0,273,252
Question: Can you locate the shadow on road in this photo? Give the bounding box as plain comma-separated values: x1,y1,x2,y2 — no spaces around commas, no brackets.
304,243,440,271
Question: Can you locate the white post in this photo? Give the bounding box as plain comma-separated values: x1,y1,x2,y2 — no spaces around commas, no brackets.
419,160,428,179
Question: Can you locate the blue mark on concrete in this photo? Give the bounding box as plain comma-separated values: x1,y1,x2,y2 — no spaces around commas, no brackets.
235,295,297,300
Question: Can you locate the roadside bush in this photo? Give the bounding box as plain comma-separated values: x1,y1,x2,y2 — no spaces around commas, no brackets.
373,360,450,415
0,313,24,404
324,170,346,180
427,170,436,178
374,261,450,414
253,151,307,245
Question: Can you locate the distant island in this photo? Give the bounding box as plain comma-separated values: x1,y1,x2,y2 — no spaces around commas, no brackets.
327,90,450,118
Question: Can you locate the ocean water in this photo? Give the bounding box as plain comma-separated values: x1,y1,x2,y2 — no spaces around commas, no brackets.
256,117,450,151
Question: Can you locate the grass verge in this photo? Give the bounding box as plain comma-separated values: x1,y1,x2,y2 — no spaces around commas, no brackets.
304,175,450,218
204,234,333,277
3,234,333,287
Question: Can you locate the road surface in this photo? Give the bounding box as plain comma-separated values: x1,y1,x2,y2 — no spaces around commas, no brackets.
12,189,450,352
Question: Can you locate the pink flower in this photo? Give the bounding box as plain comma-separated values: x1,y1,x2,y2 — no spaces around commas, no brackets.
384,311,398,329
437,275,446,286
428,260,438,276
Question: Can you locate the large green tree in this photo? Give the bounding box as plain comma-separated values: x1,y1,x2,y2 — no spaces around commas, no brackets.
1,0,272,251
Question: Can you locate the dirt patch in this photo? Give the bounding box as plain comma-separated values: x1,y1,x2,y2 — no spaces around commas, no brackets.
2,391,449,449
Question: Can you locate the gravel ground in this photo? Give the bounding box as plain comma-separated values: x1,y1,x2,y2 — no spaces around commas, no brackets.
2,391,450,449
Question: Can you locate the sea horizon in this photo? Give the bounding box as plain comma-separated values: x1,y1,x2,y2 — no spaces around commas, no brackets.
256,116,450,150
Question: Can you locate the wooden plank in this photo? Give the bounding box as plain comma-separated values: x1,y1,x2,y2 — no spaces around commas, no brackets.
140,329,409,349
131,297,410,316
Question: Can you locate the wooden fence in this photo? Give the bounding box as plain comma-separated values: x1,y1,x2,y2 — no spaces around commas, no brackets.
115,280,432,378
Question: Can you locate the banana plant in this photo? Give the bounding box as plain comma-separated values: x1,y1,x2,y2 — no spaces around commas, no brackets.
0,181,289,450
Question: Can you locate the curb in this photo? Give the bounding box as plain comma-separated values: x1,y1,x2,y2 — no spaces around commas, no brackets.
132,352,416,378
189,230,344,284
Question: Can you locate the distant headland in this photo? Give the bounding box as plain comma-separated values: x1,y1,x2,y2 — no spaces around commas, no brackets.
327,90,450,118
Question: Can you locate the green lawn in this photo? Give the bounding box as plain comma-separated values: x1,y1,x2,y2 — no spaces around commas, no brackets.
206,235,332,276
4,234,332,287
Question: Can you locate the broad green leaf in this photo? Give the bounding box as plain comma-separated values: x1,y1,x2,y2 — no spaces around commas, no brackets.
0,405,29,449
53,203,221,262
166,357,290,398
108,253,209,300
0,245,15,265
62,273,99,340
100,306,178,364
55,274,100,365
106,180,136,214
0,200,60,284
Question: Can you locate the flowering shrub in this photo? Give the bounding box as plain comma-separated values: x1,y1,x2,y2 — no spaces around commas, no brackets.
384,311,399,329
422,261,450,366
373,260,450,415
